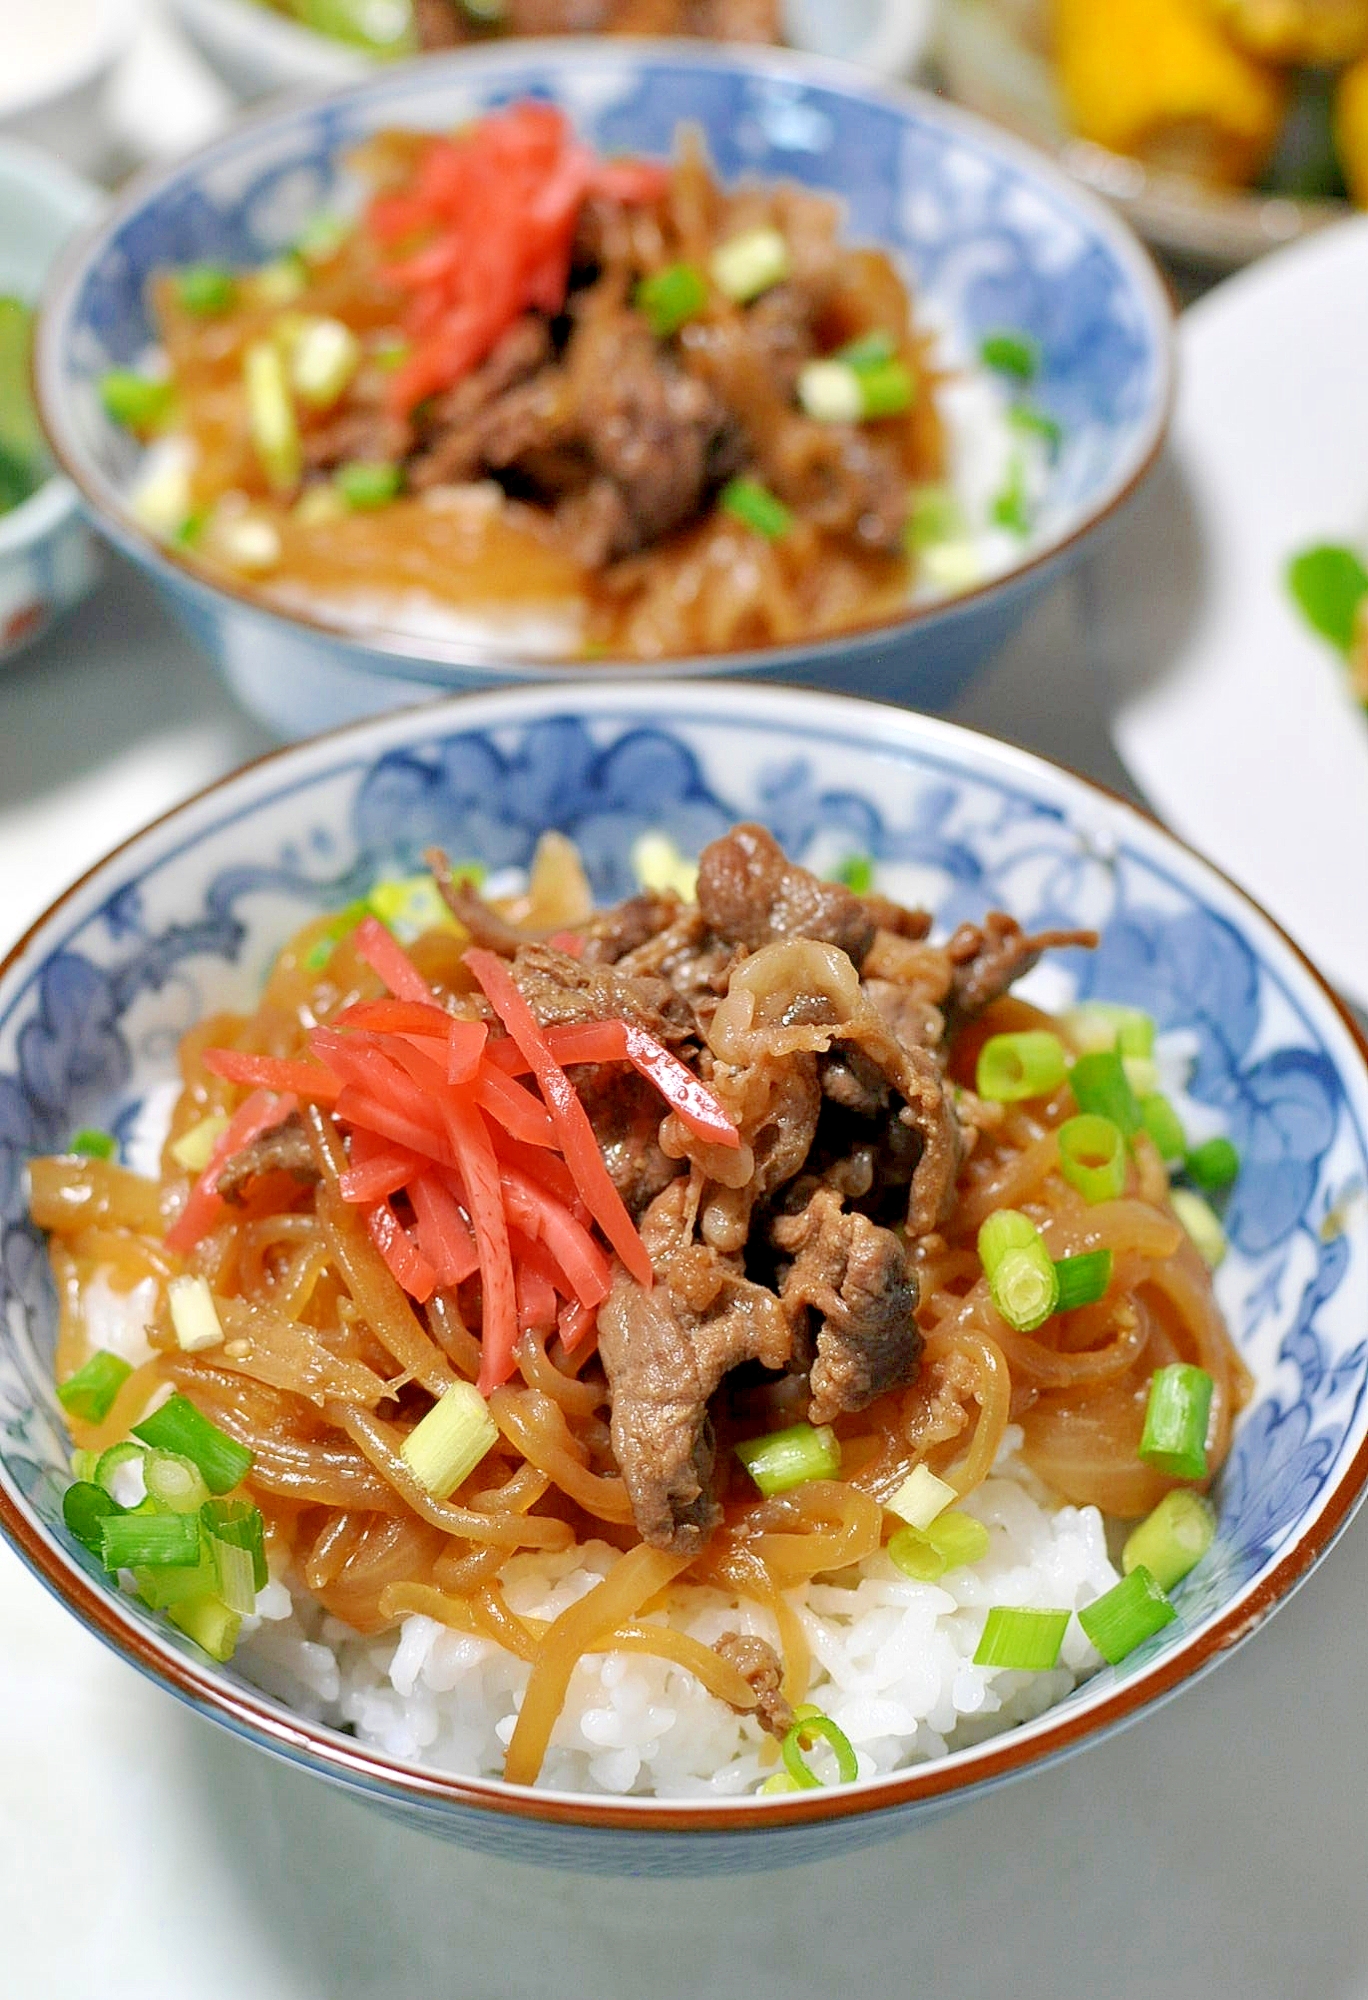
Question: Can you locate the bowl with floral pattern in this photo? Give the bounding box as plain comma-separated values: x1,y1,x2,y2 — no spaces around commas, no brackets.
35,38,1171,738
1,680,1365,1876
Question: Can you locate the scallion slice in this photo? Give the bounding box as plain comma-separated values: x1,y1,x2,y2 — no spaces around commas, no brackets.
244,338,301,495
710,225,789,303
143,1448,211,1516
831,852,874,895
719,476,792,540
133,1552,219,1610
1077,1565,1176,1664
980,330,1040,382
1069,1049,1141,1135
169,1112,230,1173
100,1511,202,1572
1170,1188,1227,1268
288,315,361,409
888,1509,990,1582
69,1127,117,1160
1138,1363,1214,1481
98,370,174,432
62,1481,121,1556
991,453,1031,535
837,329,897,371
634,262,708,338
174,264,236,316
399,1381,498,1500
335,460,403,510
973,1605,1070,1671
1138,1092,1187,1165
203,1498,269,1591
975,1030,1068,1103
167,1274,224,1353
736,1420,841,1498
1008,404,1063,452
1063,1003,1156,1059
1056,1113,1127,1204
856,359,915,418
169,1595,241,1662
780,1711,859,1789
92,1440,145,1502
132,1395,253,1495
886,1463,956,1530
1121,1489,1216,1591
57,1350,131,1425
1185,1136,1240,1191
1053,1247,1113,1313
796,359,864,425
978,1209,1059,1333
1287,544,1368,654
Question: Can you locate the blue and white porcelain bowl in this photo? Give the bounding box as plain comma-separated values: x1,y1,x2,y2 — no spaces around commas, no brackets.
0,142,103,665
1,681,1365,1876
34,40,1172,737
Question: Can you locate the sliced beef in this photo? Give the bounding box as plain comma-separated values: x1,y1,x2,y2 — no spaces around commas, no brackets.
579,889,682,965
509,940,695,1044
696,823,876,965
427,848,535,956
772,1186,922,1427
861,894,933,942
613,906,740,1016
407,318,560,492
861,976,943,1055
573,1067,682,1216
945,912,1098,1022
302,403,414,476
714,1632,793,1738
598,1180,791,1552
217,1111,320,1207
696,1050,823,1255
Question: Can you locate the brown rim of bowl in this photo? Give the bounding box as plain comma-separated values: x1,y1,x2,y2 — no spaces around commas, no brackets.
32,37,1175,694
2,677,1364,1835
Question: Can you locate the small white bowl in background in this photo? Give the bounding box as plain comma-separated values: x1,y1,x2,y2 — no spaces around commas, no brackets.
0,0,134,179
0,141,103,665
167,0,934,103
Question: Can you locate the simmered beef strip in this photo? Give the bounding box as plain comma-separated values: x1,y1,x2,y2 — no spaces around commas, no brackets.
406,318,558,491
509,940,696,1043
945,912,1099,1022
573,1066,683,1215
217,1112,320,1206
773,1186,923,1428
578,889,682,965
696,823,876,964
713,1632,793,1738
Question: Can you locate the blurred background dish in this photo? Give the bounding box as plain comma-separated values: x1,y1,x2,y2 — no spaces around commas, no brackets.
166,0,935,102
0,0,136,179
1104,213,1368,1010
0,141,104,665
36,40,1171,738
935,0,1368,268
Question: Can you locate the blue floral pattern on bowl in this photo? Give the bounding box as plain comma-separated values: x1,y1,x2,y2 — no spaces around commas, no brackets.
3,684,1365,1876
36,44,1171,737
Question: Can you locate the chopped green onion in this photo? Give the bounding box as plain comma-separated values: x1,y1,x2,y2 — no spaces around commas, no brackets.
975,1029,1068,1103
57,1350,132,1425
134,1552,218,1610
780,1711,859,1788
1138,1093,1187,1165
367,872,461,940
758,1771,801,1795
243,338,301,495
69,1127,117,1160
294,483,348,528
886,1463,957,1530
70,1447,100,1485
973,1605,1070,1670
168,1595,241,1662
1185,1136,1240,1192
837,328,897,372
169,1112,230,1173
399,1381,498,1500
302,898,371,970
1170,1188,1227,1268
888,1509,990,1581
1122,1054,1159,1099
210,1536,256,1616
1067,1005,1155,1059
1053,1247,1113,1313
979,1209,1060,1332
1077,1565,1176,1664
202,1498,268,1592
286,314,361,410
167,1274,225,1353
335,460,403,510
1056,1113,1127,1204
252,256,306,306
629,832,696,902
133,1394,253,1495
1008,404,1063,452
905,484,966,552
1139,1363,1214,1481
295,212,349,265
92,1440,145,1500
372,335,410,371
634,262,708,338
143,1449,211,1516
63,1481,121,1556
736,1420,841,1498
1122,1489,1216,1592
100,1511,202,1571
991,452,1031,536
855,360,915,418
719,476,792,540
98,370,175,432
218,514,282,573
1287,544,1368,654
831,853,874,895
980,330,1040,382
796,358,864,425
1069,1049,1141,1135
710,225,789,303
174,264,236,316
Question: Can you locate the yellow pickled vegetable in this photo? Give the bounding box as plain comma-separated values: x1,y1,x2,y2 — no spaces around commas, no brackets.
1203,0,1368,65
1054,0,1287,186
1335,48,1368,201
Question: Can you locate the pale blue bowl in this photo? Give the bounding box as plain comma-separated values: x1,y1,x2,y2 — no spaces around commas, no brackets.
34,40,1171,737
1,682,1366,1875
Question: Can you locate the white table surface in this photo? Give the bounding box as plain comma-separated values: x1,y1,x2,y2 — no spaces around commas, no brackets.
5,551,1367,2000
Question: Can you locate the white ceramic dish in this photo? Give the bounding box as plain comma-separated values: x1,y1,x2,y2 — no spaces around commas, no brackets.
169,0,934,102
1107,215,1368,1012
0,0,134,179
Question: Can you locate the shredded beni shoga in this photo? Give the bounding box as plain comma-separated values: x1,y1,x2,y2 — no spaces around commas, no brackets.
39,825,1247,1788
